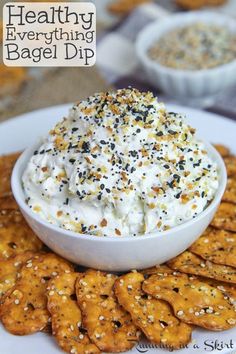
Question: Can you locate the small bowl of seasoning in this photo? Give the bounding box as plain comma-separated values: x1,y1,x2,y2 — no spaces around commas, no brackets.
136,12,236,107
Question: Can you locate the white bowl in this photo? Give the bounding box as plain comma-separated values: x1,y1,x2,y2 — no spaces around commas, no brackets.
136,12,236,106
11,141,226,272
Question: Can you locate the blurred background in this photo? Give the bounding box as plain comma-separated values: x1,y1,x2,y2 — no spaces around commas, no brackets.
0,0,236,122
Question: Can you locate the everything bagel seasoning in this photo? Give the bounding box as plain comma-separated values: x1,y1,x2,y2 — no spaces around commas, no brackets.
148,23,236,70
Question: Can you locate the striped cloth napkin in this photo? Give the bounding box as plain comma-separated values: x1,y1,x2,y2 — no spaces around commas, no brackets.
96,3,236,121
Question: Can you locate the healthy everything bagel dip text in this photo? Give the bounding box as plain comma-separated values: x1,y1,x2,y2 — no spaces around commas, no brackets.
23,89,219,237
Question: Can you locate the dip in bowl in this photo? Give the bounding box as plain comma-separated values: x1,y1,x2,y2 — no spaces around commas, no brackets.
11,89,227,271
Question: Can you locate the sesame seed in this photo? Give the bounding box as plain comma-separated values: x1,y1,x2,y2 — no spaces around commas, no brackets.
206,308,213,314
147,315,154,323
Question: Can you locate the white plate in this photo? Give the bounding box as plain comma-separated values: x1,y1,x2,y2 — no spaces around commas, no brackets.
0,104,236,354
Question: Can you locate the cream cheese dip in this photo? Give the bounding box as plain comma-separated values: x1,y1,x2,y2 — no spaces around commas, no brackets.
22,88,219,237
